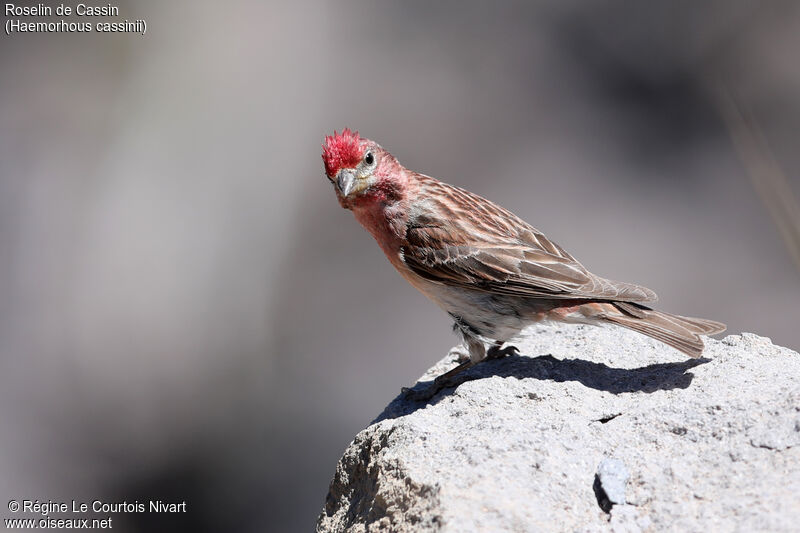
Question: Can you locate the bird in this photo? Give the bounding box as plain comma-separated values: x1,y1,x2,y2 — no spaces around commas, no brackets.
322,128,726,399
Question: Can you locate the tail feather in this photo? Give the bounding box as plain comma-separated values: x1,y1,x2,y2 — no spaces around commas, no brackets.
602,303,726,358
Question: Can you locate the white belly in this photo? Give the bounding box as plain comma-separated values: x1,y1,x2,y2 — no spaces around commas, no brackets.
397,266,542,342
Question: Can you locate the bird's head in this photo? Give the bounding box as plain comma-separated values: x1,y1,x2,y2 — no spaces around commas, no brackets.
322,129,401,209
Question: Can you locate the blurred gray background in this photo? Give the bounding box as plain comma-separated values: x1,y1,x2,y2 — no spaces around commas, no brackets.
1,1,799,531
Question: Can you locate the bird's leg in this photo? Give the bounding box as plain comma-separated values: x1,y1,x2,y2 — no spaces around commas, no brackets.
404,332,486,402
486,340,519,360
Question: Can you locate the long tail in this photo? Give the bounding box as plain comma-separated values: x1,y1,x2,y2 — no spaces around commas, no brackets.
597,302,726,358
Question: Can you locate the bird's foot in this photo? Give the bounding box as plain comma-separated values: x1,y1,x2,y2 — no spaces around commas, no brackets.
402,344,518,402
486,343,520,360
447,345,471,364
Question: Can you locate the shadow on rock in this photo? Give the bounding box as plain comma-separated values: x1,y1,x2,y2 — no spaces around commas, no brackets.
375,353,709,422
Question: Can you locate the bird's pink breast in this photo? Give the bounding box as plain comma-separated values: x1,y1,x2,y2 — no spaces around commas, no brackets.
352,200,407,265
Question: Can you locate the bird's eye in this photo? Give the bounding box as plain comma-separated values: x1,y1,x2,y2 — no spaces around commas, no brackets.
364,152,374,166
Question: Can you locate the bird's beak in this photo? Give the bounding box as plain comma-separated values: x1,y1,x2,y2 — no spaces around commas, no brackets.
336,168,357,197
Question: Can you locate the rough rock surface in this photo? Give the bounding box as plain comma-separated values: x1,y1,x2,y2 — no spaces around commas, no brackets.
317,324,800,532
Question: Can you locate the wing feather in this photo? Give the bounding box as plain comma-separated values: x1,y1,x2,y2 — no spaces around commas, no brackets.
403,176,657,303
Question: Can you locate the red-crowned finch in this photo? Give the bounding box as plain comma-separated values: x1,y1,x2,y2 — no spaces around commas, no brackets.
322,129,725,398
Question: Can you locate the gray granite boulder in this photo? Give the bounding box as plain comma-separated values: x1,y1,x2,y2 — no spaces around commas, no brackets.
317,324,800,532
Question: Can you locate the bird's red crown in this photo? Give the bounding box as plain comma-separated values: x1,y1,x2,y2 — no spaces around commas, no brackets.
322,128,364,178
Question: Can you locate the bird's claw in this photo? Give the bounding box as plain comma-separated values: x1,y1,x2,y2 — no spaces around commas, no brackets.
486,344,520,360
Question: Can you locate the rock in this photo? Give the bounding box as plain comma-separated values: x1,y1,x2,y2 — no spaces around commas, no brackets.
594,457,629,512
316,324,800,532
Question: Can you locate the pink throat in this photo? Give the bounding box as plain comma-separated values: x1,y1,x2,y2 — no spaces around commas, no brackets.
350,169,410,258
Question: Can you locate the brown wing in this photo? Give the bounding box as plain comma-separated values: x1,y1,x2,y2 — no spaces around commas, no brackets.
402,176,657,303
